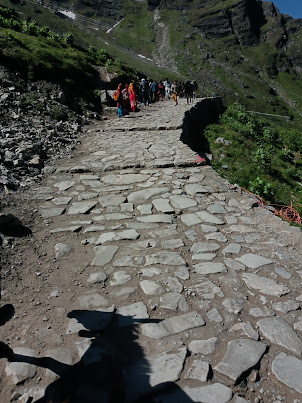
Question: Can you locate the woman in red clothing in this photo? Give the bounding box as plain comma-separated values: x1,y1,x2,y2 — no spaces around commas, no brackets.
128,83,137,112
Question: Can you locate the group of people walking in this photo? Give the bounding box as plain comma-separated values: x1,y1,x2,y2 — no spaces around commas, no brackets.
113,78,198,116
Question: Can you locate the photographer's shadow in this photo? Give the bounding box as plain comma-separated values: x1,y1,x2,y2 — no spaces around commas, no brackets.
1,308,194,402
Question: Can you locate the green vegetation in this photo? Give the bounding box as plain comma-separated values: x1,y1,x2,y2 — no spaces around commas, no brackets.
205,103,302,215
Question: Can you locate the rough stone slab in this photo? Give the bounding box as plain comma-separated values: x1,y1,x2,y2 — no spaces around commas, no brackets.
45,348,73,380
87,272,108,284
167,277,183,293
95,229,140,244
91,245,118,266
193,262,227,275
102,173,150,185
98,195,126,206
206,308,223,323
181,213,202,226
241,273,290,296
185,360,210,381
272,300,300,313
115,287,137,298
51,196,73,205
190,280,223,300
145,251,186,266
207,204,227,214
183,383,233,403
67,201,98,215
192,253,217,261
189,338,218,355
78,293,110,308
224,258,245,271
184,184,209,196
126,222,159,230
205,232,228,242
140,280,164,295
5,347,38,384
274,267,292,279
257,317,302,356
137,214,174,224
222,243,241,256
169,195,197,209
78,192,99,201
236,253,273,269
113,255,144,267
149,228,179,238
160,292,189,312
140,267,163,277
117,302,149,327
201,224,218,233
138,204,153,215
110,271,132,286
125,348,186,402
214,339,267,382
223,225,257,234
54,180,75,191
128,187,169,203
272,352,302,394
141,312,205,339
229,322,259,340
152,198,174,213
161,239,184,249
249,307,275,317
50,226,82,233
175,266,190,280
191,242,220,254
92,213,132,221
188,173,205,183
40,207,65,218
196,211,224,225
83,225,106,233
55,243,72,259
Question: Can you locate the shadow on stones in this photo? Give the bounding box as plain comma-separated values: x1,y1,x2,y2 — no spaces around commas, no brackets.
0,309,194,402
0,214,32,237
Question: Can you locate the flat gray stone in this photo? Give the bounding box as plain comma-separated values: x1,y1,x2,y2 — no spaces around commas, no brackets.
140,280,164,295
145,251,186,266
169,195,197,209
78,293,110,308
93,213,132,221
95,229,140,244
294,315,302,331
225,215,238,224
141,312,205,339
205,232,228,242
67,201,98,215
125,348,186,402
91,245,119,266
229,322,259,340
54,180,75,191
193,262,227,275
272,300,300,313
184,383,233,403
160,292,189,312
175,266,190,280
272,352,302,394
87,272,108,284
196,211,224,225
223,298,245,314
152,198,174,213
110,271,132,286
190,280,223,300
113,255,144,267
274,267,292,279
249,307,275,317
5,347,38,384
126,222,159,229
192,253,217,261
184,184,209,196
201,224,218,233
78,192,99,200
214,339,267,382
257,317,302,356
103,173,150,185
236,253,273,269
188,173,205,183
185,360,210,381
137,214,174,223
222,243,241,256
138,204,153,215
40,207,65,218
50,226,82,233
161,239,184,249
224,258,245,271
191,242,220,254
140,267,163,277
207,204,227,214
45,348,73,380
181,213,202,226
128,187,169,203
83,225,106,233
117,302,149,327
115,287,137,298
189,338,218,355
98,195,126,206
206,308,223,323
52,196,73,205
242,273,290,296
167,277,183,293
55,243,72,259
149,228,179,238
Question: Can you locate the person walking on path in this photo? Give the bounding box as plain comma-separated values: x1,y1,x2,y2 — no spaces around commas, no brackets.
150,80,158,103
122,84,131,112
114,83,123,110
171,80,178,105
128,83,137,112
139,78,150,107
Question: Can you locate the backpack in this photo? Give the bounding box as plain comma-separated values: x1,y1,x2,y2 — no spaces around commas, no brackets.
113,91,119,101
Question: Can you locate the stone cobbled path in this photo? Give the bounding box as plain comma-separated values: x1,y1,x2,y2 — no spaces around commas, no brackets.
2,100,302,402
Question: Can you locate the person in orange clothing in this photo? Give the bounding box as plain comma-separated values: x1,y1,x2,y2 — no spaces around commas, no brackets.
128,83,137,112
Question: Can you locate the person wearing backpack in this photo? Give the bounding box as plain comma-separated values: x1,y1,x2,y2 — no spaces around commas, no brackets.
140,78,149,107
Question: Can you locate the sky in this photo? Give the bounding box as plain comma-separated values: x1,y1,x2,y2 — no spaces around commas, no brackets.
263,0,302,18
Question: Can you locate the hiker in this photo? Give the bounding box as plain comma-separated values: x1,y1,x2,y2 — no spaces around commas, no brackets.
128,83,137,112
171,80,178,105
184,81,194,103
122,84,131,112
158,80,165,101
150,80,158,103
113,83,123,113
164,78,171,100
139,78,150,107
192,80,198,99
